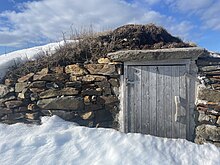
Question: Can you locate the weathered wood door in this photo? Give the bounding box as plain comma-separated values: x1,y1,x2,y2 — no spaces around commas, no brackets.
124,62,192,139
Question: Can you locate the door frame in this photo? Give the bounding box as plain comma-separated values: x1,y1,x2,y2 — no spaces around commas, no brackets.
121,59,197,141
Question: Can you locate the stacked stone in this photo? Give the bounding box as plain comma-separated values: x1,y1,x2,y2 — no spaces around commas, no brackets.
0,58,121,129
195,58,220,146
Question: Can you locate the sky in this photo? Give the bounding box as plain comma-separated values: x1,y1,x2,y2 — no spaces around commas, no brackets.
0,0,220,55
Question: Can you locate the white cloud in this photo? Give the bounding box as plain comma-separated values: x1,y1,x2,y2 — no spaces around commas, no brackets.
167,0,214,12
200,1,220,30
144,0,161,5
166,0,220,31
0,0,194,47
8,0,15,4
168,21,195,40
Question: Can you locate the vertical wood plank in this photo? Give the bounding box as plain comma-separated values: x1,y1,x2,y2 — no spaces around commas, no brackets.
171,66,180,138
187,77,192,140
123,65,128,133
149,66,157,136
127,66,135,132
179,65,187,138
134,66,142,133
141,66,150,134
186,63,192,140
156,66,165,137
164,66,172,138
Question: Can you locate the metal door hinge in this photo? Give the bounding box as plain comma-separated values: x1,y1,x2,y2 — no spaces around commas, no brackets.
184,73,201,83
126,78,135,86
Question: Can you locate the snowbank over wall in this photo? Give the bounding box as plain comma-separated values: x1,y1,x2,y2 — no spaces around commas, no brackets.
0,41,74,81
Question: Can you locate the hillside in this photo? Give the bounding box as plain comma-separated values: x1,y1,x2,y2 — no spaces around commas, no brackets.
3,24,193,81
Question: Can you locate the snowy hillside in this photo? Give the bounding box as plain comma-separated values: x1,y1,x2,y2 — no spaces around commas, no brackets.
0,116,219,165
0,40,75,80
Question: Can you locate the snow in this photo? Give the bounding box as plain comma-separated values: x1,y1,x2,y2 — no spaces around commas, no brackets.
208,51,220,58
0,116,219,165
0,40,75,80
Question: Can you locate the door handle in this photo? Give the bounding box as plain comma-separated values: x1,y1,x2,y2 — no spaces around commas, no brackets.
174,96,180,122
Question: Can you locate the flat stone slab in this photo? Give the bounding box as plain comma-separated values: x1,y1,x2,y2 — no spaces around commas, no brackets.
39,88,79,99
65,64,87,75
198,88,220,102
84,64,117,75
196,124,220,142
37,96,83,110
0,84,14,98
5,100,23,109
108,47,206,61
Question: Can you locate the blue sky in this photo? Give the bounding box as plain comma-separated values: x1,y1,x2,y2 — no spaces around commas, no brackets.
0,0,220,55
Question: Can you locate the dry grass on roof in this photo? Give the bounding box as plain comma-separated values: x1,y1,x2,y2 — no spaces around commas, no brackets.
4,24,195,81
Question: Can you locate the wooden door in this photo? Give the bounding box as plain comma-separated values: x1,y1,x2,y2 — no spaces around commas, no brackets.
125,64,190,139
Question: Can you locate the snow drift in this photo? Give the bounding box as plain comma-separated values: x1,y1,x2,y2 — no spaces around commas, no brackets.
0,116,219,165
0,41,75,80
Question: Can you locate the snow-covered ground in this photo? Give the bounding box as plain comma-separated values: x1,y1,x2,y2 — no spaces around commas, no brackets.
0,40,75,80
0,116,219,165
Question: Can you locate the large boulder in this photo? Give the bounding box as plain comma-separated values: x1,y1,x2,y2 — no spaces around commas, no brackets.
198,88,220,102
65,81,82,88
15,82,29,93
4,79,16,86
39,88,79,99
0,84,14,98
98,58,111,64
51,66,64,74
33,73,69,82
95,81,111,95
95,109,113,123
195,124,220,142
29,81,46,88
70,75,107,82
80,111,94,120
84,64,117,75
37,96,84,110
95,81,110,88
100,95,119,105
37,68,49,75
198,113,217,124
65,64,87,75
49,110,77,120
0,95,16,107
81,89,102,96
17,73,34,83
25,112,39,120
81,75,107,82
108,78,119,87
4,100,23,109
18,88,31,99
217,117,220,125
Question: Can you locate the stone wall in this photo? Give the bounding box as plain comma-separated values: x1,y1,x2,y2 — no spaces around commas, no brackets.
0,58,122,129
195,57,220,147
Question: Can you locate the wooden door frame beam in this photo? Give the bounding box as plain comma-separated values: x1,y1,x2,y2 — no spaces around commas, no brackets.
124,59,191,66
